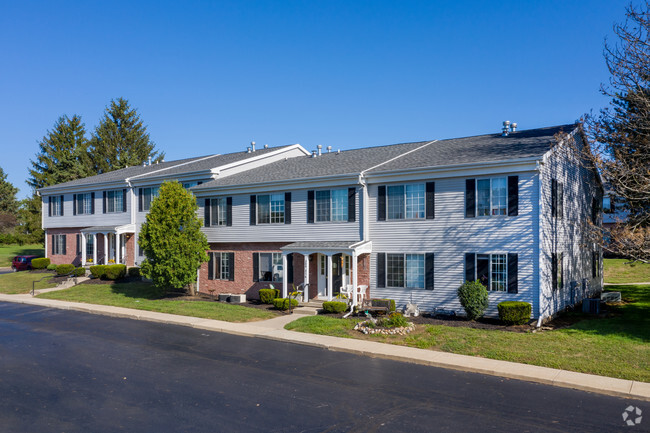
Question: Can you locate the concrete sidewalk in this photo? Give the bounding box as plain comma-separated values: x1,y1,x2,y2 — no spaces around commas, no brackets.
0,293,648,402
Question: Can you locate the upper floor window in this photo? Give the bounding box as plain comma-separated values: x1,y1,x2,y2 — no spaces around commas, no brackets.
316,189,348,222
74,193,94,215
465,177,518,218
139,187,159,212
49,195,64,217
104,189,126,213
183,181,200,189
551,179,564,219
256,193,285,224
211,198,227,226
378,183,434,221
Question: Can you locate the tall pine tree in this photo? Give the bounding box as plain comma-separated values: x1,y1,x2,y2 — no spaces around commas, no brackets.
88,98,164,173
28,115,93,189
0,167,19,216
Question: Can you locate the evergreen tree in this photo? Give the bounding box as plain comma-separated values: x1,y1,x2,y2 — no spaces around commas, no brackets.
15,195,44,243
139,181,208,293
88,98,164,173
28,115,92,189
0,167,19,216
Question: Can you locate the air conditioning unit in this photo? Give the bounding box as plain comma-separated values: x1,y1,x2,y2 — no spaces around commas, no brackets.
227,294,246,303
582,298,601,315
601,292,621,303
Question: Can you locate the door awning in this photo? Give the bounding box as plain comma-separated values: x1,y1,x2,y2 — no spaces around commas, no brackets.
80,223,136,235
281,240,372,256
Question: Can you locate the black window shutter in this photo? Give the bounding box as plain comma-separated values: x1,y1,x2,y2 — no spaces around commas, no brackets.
228,252,235,281
208,253,214,280
465,179,476,218
62,235,67,255
122,189,127,212
287,253,294,284
139,189,144,212
204,199,211,227
508,176,518,216
425,253,434,290
226,197,233,227
551,179,557,218
558,183,563,219
592,251,597,278
252,252,259,282
284,192,291,224
426,182,435,219
465,253,476,282
73,194,77,215
377,253,386,288
250,196,256,226
507,253,518,294
307,190,314,223
103,191,107,214
48,197,52,217
348,188,356,222
91,192,95,214
60,195,64,216
377,186,386,221
552,253,558,290
76,234,81,255
51,235,55,255
214,253,221,280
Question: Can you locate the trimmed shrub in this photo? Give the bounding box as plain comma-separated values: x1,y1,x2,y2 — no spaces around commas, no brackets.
72,267,86,277
90,265,107,279
323,301,348,314
31,258,50,270
55,264,75,276
46,264,58,271
104,264,127,280
259,288,279,304
272,298,299,311
378,312,409,328
375,298,396,312
457,280,489,320
498,301,532,325
128,267,141,278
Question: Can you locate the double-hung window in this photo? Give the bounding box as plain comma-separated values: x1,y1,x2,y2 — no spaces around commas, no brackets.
387,184,425,220
74,193,94,215
211,198,227,226
139,187,159,212
52,234,66,255
208,252,234,280
105,190,124,213
386,253,425,289
50,196,63,216
257,194,284,224
86,235,94,258
476,177,507,216
465,253,518,293
254,252,283,282
316,189,348,222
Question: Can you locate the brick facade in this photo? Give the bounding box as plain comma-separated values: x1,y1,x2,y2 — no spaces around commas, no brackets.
47,229,135,267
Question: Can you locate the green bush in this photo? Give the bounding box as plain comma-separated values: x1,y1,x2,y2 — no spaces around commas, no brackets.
55,264,75,276
272,298,299,310
498,301,532,325
31,258,50,270
90,265,107,279
323,301,348,314
378,312,409,328
46,264,58,271
72,267,86,277
259,288,280,304
457,280,489,320
128,267,141,278
104,264,127,280
375,298,396,312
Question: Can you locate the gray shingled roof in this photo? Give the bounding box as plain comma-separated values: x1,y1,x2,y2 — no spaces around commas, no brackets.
39,145,290,192
193,124,576,190
368,124,577,174
193,140,431,189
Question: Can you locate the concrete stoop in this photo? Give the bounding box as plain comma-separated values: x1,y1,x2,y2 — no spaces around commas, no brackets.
292,307,319,315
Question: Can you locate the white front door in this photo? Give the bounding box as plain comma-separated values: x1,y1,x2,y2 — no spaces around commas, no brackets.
317,254,328,298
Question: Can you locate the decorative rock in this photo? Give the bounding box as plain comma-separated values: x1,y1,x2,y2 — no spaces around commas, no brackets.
354,320,415,335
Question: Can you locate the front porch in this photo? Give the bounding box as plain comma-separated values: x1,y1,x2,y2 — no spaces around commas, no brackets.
280,240,372,307
80,224,136,267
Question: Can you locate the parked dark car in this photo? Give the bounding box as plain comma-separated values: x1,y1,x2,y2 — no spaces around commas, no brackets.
11,255,39,272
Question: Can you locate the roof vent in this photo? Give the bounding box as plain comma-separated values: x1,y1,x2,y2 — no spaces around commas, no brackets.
148,156,152,165
247,147,252,153
317,144,322,156
311,150,317,158
251,141,256,152
326,145,332,153
502,120,518,136
337,149,341,154
264,144,269,149
142,161,146,167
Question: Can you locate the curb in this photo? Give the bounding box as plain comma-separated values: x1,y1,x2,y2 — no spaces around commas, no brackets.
0,294,648,402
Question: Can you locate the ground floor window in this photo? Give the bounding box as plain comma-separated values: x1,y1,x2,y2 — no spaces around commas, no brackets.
52,234,66,255
386,253,424,289
254,252,282,282
466,253,508,292
86,235,94,259
208,252,234,280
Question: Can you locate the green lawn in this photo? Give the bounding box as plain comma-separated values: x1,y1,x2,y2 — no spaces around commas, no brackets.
0,244,44,267
286,284,650,382
604,258,650,283
37,281,279,322
0,271,57,294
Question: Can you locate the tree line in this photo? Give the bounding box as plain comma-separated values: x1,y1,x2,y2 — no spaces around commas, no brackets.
0,98,163,244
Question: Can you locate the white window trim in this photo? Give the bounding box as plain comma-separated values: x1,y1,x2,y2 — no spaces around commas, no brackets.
385,252,426,290
385,182,426,221
106,189,124,214
256,193,285,225
210,198,227,227
475,177,507,218
472,253,509,292
315,188,348,223
257,252,283,282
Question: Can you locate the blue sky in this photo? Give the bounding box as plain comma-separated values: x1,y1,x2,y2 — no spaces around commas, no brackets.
1,0,624,198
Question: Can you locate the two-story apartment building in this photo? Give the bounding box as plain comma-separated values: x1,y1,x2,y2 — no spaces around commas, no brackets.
40,123,603,320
